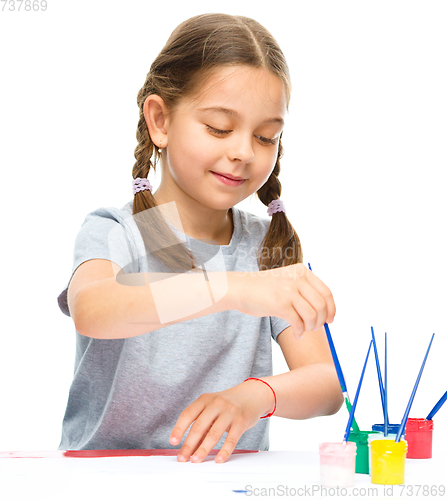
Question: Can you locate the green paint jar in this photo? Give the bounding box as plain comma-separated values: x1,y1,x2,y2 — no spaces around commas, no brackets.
348,430,381,474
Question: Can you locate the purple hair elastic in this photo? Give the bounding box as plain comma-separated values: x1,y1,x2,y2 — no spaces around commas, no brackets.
267,199,286,216
132,177,153,195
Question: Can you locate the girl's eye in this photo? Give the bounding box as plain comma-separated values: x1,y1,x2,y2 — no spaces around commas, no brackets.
256,135,277,145
206,125,277,145
206,125,232,136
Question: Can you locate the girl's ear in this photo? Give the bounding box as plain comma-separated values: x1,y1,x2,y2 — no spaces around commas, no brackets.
143,95,169,149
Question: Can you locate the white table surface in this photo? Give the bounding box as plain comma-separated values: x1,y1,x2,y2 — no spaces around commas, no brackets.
0,450,445,499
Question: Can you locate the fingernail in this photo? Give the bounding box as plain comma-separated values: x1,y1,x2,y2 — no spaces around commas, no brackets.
177,454,186,462
215,455,224,463
191,455,200,463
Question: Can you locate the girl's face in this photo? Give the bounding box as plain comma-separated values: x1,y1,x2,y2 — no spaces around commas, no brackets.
161,65,287,212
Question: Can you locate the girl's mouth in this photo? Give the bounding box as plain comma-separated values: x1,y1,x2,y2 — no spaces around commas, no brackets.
211,171,246,186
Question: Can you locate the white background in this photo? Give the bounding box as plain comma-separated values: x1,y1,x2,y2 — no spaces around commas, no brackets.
0,0,446,455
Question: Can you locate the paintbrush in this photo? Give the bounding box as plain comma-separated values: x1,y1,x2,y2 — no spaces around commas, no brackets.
426,390,447,421
371,327,390,432
308,263,360,432
344,340,373,442
384,331,388,436
395,333,435,442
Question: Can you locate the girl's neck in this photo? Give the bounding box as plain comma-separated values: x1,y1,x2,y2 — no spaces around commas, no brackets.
153,190,234,245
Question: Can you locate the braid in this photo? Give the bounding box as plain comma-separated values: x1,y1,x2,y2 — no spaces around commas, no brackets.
133,80,159,182
132,115,153,180
131,81,197,273
256,137,303,270
256,138,283,206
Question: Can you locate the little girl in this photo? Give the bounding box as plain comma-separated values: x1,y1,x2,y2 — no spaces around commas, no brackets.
57,13,343,463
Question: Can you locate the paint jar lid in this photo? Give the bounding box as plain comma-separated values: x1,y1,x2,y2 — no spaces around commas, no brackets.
405,418,434,431
370,438,408,454
372,423,403,435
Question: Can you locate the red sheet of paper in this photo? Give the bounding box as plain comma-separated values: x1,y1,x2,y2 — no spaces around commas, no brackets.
0,449,259,459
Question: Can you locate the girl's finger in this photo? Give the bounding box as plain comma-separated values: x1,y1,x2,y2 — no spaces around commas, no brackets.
169,397,207,447
288,291,319,333
189,413,234,463
280,301,305,339
176,404,221,462
305,270,336,323
294,280,328,331
214,422,247,463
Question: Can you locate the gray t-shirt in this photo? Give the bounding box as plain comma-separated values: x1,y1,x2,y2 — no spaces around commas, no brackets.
58,201,290,450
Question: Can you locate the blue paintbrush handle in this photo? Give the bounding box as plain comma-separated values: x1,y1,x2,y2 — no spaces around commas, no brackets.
426,390,447,420
384,331,388,436
396,333,435,442
324,323,347,393
308,262,358,429
371,326,389,427
344,340,373,442
307,263,347,392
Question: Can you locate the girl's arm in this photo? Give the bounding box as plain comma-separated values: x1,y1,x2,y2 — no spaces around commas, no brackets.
170,326,343,464
69,260,334,340
68,259,231,339
263,326,344,419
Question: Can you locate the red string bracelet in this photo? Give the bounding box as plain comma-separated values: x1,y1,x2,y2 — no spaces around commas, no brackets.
244,378,277,419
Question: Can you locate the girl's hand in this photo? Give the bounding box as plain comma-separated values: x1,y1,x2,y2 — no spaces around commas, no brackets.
169,379,274,463
228,263,335,340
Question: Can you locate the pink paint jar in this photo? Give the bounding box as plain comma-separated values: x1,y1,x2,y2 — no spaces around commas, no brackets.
405,418,433,459
319,442,357,487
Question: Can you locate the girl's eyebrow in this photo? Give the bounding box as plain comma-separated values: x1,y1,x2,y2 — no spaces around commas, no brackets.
198,106,284,126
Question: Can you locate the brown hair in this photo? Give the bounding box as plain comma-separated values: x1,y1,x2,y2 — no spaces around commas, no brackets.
132,13,302,272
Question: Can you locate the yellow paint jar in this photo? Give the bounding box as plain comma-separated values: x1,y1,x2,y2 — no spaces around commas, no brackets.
370,438,408,485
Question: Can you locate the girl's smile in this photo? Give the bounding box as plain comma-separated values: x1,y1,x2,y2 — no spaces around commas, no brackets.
210,170,246,186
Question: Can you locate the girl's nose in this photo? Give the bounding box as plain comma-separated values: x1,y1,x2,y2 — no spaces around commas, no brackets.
228,134,254,164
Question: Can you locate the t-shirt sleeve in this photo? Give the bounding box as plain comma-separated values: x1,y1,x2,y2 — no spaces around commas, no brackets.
270,316,291,343
57,208,137,317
